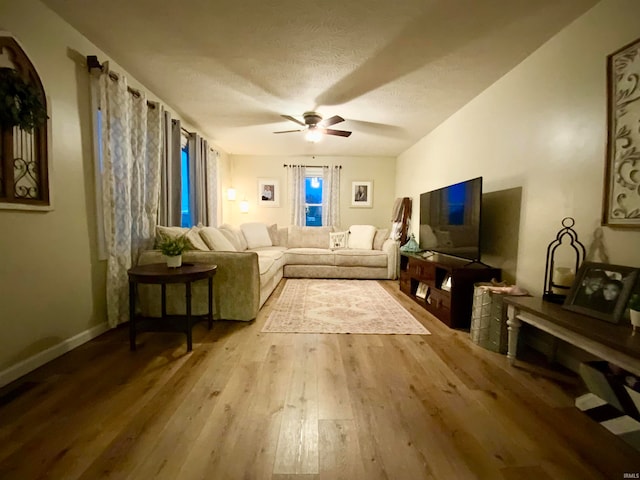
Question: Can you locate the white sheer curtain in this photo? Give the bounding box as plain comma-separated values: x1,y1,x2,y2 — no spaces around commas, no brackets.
322,165,341,227
289,165,306,226
94,65,163,327
207,149,219,226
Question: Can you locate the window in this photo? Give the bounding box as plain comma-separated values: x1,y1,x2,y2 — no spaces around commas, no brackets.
0,36,50,209
180,142,191,227
305,170,323,226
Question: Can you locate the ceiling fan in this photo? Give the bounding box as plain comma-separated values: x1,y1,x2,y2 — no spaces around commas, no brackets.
274,111,352,142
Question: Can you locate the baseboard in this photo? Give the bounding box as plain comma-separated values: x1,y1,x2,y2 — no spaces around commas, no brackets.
0,322,110,388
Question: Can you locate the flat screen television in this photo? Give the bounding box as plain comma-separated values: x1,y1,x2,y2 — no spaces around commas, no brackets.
419,177,483,261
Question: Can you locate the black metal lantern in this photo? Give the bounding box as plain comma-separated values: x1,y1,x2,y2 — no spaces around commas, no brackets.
543,217,586,304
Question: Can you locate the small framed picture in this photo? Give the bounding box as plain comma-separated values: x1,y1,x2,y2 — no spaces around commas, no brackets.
441,274,452,292
258,178,280,207
416,283,430,300
563,261,638,324
351,181,372,208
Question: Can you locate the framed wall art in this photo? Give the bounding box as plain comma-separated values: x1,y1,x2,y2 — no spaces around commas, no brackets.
563,261,638,324
258,178,280,207
602,36,640,227
351,181,372,208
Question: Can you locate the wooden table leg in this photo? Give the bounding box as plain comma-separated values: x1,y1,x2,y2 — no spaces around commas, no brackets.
129,280,137,351
186,281,193,352
506,305,521,366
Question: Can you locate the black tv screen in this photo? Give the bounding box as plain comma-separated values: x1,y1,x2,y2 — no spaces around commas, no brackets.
419,177,482,261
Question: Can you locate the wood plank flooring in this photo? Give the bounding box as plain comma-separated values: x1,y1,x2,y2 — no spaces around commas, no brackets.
1,279,639,479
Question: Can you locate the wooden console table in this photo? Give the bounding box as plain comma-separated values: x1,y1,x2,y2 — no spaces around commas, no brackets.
399,252,500,328
127,263,217,352
504,296,640,376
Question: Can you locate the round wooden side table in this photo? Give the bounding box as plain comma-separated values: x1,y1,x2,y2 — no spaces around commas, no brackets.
127,263,217,352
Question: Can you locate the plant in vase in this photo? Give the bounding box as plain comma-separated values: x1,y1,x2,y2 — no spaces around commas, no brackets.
158,235,188,268
0,67,48,132
629,294,640,335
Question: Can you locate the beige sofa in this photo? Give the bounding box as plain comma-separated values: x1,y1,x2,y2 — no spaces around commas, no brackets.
137,224,398,322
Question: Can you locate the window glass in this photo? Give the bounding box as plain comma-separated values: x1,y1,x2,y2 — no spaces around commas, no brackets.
180,145,191,227
305,176,323,226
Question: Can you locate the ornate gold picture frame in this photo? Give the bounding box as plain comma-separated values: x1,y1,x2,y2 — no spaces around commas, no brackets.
602,37,640,227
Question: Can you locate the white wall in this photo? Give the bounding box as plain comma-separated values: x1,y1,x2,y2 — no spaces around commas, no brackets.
397,0,640,295
0,0,227,386
227,155,396,229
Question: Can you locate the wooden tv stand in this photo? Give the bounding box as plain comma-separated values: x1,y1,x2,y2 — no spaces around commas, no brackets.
399,252,501,328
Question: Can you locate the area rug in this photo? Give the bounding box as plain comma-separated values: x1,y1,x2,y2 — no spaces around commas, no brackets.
262,279,430,335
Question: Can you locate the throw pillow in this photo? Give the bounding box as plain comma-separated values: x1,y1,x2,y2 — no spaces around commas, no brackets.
155,225,209,251
329,231,349,250
267,223,279,246
199,227,237,251
240,222,273,249
373,228,390,250
219,224,248,251
348,225,377,250
185,227,210,251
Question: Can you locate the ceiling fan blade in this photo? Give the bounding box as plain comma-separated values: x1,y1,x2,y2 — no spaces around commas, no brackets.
324,128,352,137
281,115,306,127
322,115,344,127
273,129,305,134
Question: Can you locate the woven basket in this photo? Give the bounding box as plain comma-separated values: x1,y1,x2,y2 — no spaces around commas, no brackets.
470,283,509,353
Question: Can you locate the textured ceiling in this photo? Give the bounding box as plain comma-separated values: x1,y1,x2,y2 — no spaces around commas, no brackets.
42,0,598,157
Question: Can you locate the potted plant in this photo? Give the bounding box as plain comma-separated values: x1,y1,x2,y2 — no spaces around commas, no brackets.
158,235,188,268
0,67,48,132
629,294,640,334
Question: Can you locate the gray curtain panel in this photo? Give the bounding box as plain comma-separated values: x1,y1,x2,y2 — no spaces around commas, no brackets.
188,133,209,226
158,112,183,226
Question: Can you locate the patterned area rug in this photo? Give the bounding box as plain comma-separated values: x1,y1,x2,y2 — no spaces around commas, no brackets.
262,279,430,335
575,393,640,451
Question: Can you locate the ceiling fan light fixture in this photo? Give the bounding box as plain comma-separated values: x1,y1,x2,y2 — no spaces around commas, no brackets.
305,127,323,143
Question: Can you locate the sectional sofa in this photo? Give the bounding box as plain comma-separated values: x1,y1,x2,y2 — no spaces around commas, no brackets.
136,223,399,322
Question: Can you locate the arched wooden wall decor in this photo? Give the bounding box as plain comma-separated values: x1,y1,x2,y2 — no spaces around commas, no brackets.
0,35,49,207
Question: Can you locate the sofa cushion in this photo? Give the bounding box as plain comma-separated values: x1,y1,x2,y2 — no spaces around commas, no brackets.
373,228,390,250
219,224,248,251
267,223,279,245
329,231,349,250
348,225,376,250
156,225,209,251
200,226,236,251
335,249,388,268
285,248,335,266
254,247,285,278
241,222,273,249
276,227,288,247
288,226,333,248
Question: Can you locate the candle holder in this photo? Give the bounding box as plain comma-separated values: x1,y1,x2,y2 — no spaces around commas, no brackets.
543,217,586,304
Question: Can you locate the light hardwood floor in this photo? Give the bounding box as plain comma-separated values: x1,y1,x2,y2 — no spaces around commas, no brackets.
1,280,639,479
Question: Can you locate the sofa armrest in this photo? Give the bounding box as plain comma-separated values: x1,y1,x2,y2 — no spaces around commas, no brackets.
382,238,400,279
137,249,260,321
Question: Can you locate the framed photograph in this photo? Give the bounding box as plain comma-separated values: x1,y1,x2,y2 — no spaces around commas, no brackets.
258,178,280,207
351,181,372,208
416,282,430,300
563,261,638,324
441,274,452,292
602,36,640,227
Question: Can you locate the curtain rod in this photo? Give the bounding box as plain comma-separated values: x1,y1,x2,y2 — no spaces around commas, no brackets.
283,164,341,168
87,55,156,108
